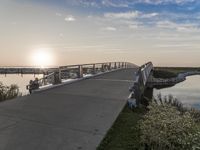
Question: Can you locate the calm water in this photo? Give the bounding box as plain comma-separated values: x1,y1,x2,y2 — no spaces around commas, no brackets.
154,75,200,109
0,74,43,95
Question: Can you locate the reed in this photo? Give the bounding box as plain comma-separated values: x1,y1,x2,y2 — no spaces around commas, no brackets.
0,82,21,101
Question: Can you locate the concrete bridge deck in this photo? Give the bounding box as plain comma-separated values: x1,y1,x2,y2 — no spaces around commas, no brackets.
0,68,137,150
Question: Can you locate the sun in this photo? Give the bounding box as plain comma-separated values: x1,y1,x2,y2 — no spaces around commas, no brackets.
32,48,53,67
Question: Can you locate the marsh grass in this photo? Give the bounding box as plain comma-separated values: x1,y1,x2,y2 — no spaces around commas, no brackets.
139,95,200,150
98,94,200,150
0,82,21,101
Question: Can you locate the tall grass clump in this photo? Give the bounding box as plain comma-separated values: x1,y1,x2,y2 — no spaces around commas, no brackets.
139,96,200,150
0,82,21,101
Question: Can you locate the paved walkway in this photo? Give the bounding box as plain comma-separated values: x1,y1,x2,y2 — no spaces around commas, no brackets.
0,68,137,150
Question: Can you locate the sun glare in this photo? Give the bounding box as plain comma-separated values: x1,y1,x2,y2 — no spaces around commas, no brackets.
32,48,53,67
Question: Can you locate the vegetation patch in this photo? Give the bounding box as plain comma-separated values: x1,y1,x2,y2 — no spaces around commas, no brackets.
98,96,200,150
153,69,177,79
140,101,200,150
153,67,200,79
0,82,21,101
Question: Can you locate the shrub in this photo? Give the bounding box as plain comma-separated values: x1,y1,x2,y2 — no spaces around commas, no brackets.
139,101,200,150
0,82,21,101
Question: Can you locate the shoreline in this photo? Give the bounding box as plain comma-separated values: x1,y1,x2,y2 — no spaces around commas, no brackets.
147,71,200,87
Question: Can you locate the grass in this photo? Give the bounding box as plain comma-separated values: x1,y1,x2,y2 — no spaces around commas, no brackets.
97,105,145,150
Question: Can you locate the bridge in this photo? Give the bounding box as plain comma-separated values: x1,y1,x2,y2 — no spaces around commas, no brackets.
0,62,153,150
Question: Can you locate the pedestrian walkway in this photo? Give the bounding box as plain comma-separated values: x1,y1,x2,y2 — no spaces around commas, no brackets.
0,68,137,150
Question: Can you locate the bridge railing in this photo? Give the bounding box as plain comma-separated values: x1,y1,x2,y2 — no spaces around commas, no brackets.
131,62,153,106
135,62,153,86
27,62,135,92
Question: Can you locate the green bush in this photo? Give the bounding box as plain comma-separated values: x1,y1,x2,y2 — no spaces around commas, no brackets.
139,101,200,150
0,82,21,101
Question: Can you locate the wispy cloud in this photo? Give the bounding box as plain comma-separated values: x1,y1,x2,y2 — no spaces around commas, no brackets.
136,0,195,5
156,20,200,32
129,24,139,29
104,11,159,20
102,26,117,31
56,12,62,17
104,11,139,19
70,0,196,8
102,0,129,8
64,15,76,22
155,43,194,48
141,13,159,18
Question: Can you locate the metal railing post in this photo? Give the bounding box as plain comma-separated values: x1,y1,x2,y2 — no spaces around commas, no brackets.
109,62,111,70
114,62,117,69
92,64,96,74
122,62,124,68
101,63,104,72
53,69,61,84
59,67,62,82
78,65,83,78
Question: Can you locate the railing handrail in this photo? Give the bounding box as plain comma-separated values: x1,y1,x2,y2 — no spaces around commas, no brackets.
26,61,135,93
59,62,129,68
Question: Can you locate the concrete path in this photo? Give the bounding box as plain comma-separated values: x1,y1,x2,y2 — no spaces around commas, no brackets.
0,68,137,150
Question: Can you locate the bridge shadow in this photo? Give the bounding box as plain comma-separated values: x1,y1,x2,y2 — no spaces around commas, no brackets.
142,84,176,106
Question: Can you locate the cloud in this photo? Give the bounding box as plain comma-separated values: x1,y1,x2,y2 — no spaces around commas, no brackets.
129,24,139,29
103,26,117,31
141,13,159,18
59,33,64,38
64,15,76,22
156,20,177,29
156,20,200,32
70,0,100,8
104,11,159,20
102,0,129,8
70,0,129,8
70,0,196,8
136,0,195,5
155,43,193,48
56,12,62,17
104,11,139,19
11,21,17,25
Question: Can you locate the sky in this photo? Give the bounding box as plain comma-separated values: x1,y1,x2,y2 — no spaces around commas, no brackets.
1,0,200,67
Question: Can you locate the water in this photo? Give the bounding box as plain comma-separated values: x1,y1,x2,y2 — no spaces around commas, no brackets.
154,75,200,109
0,74,43,95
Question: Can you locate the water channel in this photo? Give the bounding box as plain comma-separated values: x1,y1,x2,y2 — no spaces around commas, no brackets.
153,75,200,109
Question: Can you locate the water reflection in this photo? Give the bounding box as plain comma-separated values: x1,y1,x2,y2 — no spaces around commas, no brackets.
0,74,43,95
154,75,200,109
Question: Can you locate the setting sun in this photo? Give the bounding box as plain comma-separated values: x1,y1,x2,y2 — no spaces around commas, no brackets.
31,48,54,67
